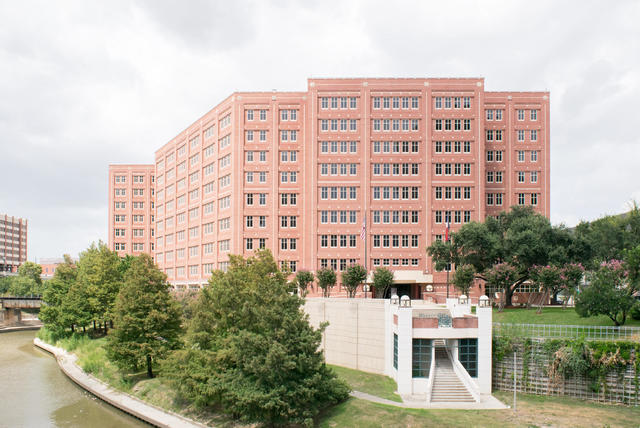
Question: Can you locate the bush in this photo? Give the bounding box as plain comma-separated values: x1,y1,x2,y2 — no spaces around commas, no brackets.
631,301,640,320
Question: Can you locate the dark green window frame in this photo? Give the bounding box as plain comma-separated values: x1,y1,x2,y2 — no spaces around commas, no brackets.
458,338,478,378
412,339,432,378
393,333,398,369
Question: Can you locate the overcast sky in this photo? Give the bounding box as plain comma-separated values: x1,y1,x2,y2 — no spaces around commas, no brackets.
1,0,639,260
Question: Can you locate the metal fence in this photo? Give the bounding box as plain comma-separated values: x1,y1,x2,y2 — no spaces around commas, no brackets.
493,342,639,406
493,322,640,341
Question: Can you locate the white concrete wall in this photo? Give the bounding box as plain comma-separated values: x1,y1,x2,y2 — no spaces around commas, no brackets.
477,306,493,395
303,298,387,374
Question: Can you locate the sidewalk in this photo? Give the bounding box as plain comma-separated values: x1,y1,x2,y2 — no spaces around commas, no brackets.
350,390,508,410
34,338,208,428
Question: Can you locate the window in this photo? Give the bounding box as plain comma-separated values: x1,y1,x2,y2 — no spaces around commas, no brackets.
518,130,525,142
531,151,538,162
458,338,478,377
393,334,398,369
530,109,538,121
434,97,442,109
531,130,538,141
260,109,267,121
518,193,526,205
531,171,538,183
531,193,538,205
518,171,525,183
412,339,432,378
517,109,525,121
259,130,267,142
246,109,254,121
517,151,525,162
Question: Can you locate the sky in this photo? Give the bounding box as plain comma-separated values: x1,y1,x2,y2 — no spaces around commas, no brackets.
1,0,639,260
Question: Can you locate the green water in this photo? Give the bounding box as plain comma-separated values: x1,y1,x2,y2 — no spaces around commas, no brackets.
0,330,146,428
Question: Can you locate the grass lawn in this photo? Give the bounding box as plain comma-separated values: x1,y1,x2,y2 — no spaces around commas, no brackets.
493,307,640,327
318,392,640,427
328,364,402,402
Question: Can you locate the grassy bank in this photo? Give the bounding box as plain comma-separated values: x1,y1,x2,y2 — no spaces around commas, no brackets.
327,364,402,402
36,328,237,427
493,307,640,327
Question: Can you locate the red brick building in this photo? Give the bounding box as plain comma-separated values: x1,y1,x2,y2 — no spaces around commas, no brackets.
111,77,550,301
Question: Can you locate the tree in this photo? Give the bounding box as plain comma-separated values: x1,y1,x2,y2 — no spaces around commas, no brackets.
575,260,635,326
372,267,394,298
453,264,475,296
316,267,337,297
76,242,123,333
60,281,92,333
341,264,367,298
17,261,43,292
484,263,519,309
162,250,349,426
428,206,581,307
294,270,315,297
40,255,77,336
107,254,182,378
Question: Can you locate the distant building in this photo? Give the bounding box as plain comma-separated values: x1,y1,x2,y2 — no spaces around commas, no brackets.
108,164,156,258
0,214,27,274
39,257,78,279
110,77,550,300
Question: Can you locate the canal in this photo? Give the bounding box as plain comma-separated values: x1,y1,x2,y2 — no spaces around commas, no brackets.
0,330,147,428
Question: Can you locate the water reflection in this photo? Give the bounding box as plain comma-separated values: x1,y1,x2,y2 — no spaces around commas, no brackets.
0,330,146,428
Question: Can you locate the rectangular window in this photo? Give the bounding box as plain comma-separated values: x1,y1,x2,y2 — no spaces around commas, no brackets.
530,109,538,121
393,334,398,370
458,338,478,378
412,339,432,378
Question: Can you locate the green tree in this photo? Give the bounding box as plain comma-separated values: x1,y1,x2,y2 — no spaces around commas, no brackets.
76,242,123,333
316,267,337,297
453,264,475,296
60,281,92,333
341,264,367,298
107,254,182,378
39,255,77,336
18,261,42,295
428,206,580,307
8,276,37,296
162,250,349,426
294,270,314,297
372,267,394,298
576,260,635,326
484,263,519,308
0,276,12,294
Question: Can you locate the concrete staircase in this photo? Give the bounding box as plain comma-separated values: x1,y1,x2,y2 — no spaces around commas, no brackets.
430,344,476,403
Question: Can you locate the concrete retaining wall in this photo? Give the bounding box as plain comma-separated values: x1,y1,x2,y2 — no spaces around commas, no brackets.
304,298,387,374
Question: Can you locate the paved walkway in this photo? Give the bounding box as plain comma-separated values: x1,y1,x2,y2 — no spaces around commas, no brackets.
350,390,509,410
34,338,207,428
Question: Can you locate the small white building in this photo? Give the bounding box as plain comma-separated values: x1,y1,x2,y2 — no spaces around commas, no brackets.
304,295,494,405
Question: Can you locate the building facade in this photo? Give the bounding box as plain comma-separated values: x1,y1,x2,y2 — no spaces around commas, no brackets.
108,164,156,257
0,214,28,273
113,77,550,299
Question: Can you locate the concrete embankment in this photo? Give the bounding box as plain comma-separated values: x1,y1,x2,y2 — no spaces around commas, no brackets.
33,338,207,428
0,322,42,333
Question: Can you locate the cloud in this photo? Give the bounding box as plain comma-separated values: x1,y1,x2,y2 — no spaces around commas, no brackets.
0,0,639,259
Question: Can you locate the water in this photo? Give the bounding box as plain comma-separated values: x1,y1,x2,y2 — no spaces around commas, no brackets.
0,330,147,428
